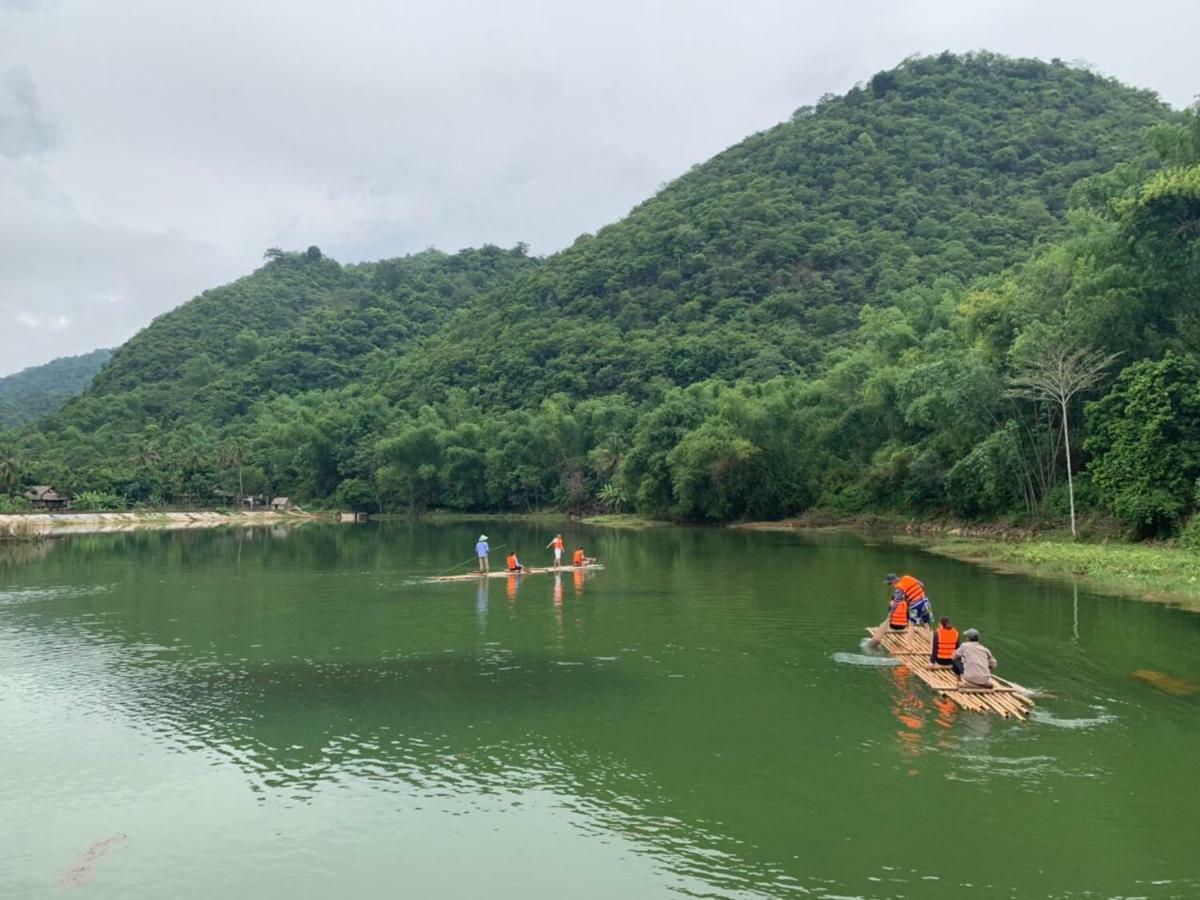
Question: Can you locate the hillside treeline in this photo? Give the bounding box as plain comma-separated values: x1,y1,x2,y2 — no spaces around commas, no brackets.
3,54,1198,537
0,349,112,429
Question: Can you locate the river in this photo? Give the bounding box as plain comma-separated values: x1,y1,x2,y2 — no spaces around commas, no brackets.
2,521,1197,898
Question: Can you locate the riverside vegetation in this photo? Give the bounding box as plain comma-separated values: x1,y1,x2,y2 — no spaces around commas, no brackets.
2,53,1199,551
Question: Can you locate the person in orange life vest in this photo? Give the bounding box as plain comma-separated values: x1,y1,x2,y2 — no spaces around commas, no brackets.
886,573,932,626
929,616,959,669
546,533,564,568
887,588,910,631
572,547,596,567
506,552,525,573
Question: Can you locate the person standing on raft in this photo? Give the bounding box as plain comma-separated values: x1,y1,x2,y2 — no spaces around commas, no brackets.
886,573,932,626
952,628,997,687
868,572,931,646
547,533,564,568
475,534,490,573
928,616,959,669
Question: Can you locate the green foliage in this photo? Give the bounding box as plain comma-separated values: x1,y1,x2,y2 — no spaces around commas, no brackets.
384,52,1168,410
1179,515,1200,551
0,494,32,513
0,349,112,428
72,490,126,511
12,56,1200,535
333,478,375,512
1085,356,1200,536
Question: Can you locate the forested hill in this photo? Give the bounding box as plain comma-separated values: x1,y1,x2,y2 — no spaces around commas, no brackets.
383,52,1170,405
11,53,1200,537
0,349,112,428
82,244,537,422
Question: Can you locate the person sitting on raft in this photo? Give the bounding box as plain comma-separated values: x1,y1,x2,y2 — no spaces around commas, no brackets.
886,573,932,626
951,628,997,688
506,552,526,573
572,547,595,567
928,616,959,669
886,588,910,631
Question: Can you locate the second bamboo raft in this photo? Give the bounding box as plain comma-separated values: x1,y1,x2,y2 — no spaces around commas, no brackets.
866,625,1035,720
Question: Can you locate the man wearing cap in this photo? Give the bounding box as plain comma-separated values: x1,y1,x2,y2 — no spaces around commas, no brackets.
886,573,932,626
952,629,997,687
475,534,490,573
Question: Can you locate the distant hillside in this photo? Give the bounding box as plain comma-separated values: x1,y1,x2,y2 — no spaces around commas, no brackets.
0,348,112,428
21,53,1200,534
78,245,536,426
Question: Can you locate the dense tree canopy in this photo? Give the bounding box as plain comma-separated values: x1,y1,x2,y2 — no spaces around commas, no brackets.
0,349,112,428
8,53,1200,538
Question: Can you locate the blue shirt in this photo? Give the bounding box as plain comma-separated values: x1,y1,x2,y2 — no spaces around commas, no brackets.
475,541,489,557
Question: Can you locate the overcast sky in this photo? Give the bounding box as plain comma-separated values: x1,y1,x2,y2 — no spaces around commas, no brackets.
1,0,1196,375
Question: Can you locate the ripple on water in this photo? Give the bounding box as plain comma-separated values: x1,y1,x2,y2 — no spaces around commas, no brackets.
1028,705,1118,730
0,584,114,606
830,652,900,668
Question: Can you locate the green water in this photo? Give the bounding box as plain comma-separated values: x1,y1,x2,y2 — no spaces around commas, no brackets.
2,522,1198,898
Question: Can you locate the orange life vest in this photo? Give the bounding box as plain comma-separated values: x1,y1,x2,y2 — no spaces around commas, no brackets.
507,554,519,571
552,536,563,550
573,549,585,566
935,626,958,661
889,597,909,628
894,575,925,603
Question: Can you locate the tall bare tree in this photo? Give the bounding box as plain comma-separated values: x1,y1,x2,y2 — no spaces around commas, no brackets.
1007,344,1119,538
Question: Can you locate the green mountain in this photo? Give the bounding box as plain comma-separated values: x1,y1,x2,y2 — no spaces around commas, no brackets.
0,348,112,428
83,244,536,425
383,53,1169,406
18,52,1200,535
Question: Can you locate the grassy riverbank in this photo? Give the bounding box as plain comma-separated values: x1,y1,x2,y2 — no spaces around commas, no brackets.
578,513,670,529
397,510,670,530
736,512,1200,610
921,537,1200,610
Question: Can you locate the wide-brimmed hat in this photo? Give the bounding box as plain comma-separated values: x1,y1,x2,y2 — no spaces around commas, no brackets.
478,534,488,541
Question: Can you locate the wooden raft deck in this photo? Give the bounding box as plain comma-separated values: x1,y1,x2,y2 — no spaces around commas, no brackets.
866,626,1035,720
425,564,604,583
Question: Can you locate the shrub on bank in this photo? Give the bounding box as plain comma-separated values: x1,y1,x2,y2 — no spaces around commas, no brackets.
72,490,127,511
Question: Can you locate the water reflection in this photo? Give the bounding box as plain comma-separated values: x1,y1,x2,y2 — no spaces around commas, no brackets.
475,579,488,630
4,523,1199,900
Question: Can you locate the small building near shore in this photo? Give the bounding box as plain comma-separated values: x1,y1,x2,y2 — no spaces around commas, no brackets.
270,497,292,511
23,486,70,510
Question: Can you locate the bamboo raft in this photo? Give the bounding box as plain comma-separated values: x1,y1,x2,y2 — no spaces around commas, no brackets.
426,564,604,583
866,625,1035,720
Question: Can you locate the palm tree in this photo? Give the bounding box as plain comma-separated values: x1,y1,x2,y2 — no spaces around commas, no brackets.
0,444,24,498
597,481,625,514
220,438,248,502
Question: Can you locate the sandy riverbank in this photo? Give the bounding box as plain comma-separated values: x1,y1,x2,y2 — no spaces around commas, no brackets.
0,510,320,539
